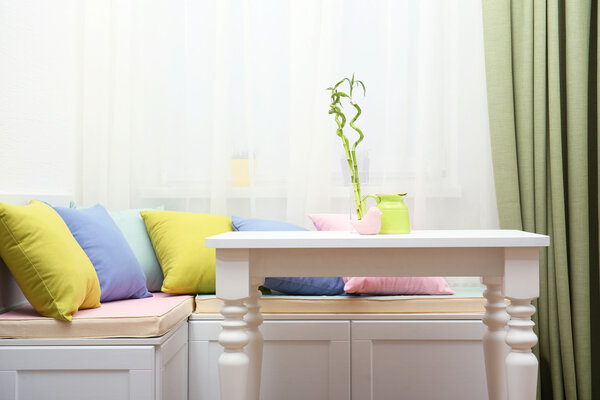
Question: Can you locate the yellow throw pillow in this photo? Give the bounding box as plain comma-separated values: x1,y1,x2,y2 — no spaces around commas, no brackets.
141,211,232,294
0,201,101,321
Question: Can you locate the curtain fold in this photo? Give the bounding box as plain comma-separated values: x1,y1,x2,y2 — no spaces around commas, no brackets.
482,1,598,398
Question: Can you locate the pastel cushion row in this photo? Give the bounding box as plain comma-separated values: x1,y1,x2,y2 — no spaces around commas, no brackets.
0,292,194,338
53,204,151,302
232,216,345,295
71,202,165,292
142,211,233,294
309,213,454,295
0,201,100,321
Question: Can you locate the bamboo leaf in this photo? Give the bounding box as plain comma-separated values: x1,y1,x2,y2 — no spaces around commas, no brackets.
335,78,351,89
358,81,366,95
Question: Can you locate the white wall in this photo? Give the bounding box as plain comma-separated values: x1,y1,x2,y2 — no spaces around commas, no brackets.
0,1,81,197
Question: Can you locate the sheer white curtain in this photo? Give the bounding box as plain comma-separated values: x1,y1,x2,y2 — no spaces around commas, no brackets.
80,0,498,230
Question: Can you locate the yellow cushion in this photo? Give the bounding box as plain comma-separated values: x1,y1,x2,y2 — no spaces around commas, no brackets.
141,211,232,294
0,201,101,321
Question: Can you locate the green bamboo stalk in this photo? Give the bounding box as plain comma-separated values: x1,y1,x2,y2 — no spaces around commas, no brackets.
329,92,363,218
349,102,365,215
328,74,367,219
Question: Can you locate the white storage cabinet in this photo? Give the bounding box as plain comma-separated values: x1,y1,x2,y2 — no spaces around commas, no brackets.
188,316,488,400
0,320,189,400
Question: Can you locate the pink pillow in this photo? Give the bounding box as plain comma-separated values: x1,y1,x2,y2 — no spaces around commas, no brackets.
309,214,353,231
343,277,455,295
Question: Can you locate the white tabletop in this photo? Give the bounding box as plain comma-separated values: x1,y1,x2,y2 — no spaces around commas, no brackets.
206,229,550,249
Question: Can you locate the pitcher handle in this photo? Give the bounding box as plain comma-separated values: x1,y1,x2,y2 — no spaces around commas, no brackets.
362,194,380,204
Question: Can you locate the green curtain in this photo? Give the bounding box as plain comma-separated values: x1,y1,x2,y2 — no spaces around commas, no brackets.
481,1,598,399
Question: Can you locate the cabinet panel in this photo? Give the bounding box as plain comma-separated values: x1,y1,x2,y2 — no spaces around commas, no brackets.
0,346,155,400
352,320,487,400
1,368,154,400
159,323,189,400
189,320,350,400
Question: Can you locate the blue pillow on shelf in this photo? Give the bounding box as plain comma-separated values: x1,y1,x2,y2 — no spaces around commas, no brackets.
263,276,345,296
231,216,345,296
52,204,152,302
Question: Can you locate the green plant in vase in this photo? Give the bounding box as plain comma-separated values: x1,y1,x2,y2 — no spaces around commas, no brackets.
328,74,367,219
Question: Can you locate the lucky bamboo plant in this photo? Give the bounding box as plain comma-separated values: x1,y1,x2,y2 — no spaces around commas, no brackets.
328,74,367,219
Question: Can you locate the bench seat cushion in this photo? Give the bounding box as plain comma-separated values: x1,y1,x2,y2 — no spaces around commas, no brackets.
194,287,486,315
0,292,194,339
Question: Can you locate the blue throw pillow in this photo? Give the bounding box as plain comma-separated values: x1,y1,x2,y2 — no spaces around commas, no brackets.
53,204,151,302
71,201,165,292
231,216,345,295
263,276,346,296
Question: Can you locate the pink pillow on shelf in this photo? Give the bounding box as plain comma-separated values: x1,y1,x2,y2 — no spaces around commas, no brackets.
308,213,353,231
343,277,455,295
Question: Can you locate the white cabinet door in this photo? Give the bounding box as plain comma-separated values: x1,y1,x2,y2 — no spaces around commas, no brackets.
158,322,189,400
352,320,488,400
189,320,350,400
0,346,155,400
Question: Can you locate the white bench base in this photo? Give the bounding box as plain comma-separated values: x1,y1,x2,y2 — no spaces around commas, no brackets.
0,313,488,400
0,320,188,400
189,314,488,400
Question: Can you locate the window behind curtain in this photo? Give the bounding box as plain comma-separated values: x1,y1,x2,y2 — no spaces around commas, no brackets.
81,0,498,230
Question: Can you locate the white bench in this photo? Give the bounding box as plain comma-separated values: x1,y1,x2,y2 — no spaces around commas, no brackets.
0,264,487,400
0,194,492,399
0,271,193,400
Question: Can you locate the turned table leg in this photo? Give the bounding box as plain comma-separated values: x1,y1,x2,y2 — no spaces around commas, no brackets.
218,300,249,399
482,276,509,400
216,249,252,400
244,277,265,400
505,297,538,400
503,248,540,400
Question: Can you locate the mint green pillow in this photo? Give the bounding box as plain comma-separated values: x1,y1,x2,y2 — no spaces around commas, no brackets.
71,202,164,292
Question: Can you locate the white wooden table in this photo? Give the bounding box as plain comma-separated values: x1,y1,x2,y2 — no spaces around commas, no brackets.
205,230,550,400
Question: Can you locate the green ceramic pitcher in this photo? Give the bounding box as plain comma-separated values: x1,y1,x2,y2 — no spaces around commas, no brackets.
362,193,410,234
